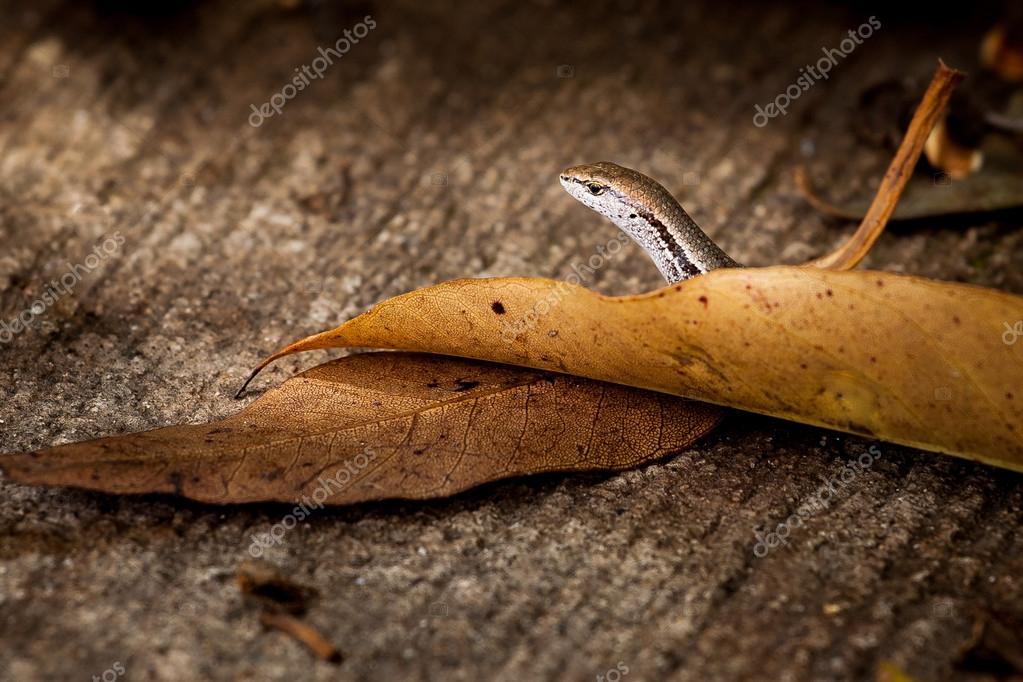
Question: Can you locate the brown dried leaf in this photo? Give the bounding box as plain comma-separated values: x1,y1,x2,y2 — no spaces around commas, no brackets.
0,352,722,504
796,136,1023,222
241,267,1023,471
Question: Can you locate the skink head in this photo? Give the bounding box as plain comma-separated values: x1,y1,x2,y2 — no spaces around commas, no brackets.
559,161,739,282
559,161,671,220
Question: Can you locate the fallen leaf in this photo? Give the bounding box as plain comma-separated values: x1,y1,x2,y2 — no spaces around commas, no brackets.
0,352,722,504
801,61,1023,223
796,136,1023,222
240,267,1023,471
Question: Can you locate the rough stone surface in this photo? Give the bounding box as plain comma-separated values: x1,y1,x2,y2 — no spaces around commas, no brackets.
1,1,1021,681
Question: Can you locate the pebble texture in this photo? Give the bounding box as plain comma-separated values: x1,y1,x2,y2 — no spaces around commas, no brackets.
1,1,1021,680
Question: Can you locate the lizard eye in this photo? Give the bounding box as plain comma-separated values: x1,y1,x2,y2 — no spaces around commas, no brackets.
586,182,606,196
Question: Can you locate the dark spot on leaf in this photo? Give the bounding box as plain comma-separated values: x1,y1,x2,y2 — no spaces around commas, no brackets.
454,379,480,392
698,295,708,308
427,380,440,388
491,301,505,314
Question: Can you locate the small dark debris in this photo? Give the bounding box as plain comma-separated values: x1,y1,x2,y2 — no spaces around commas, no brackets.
237,560,318,616
491,301,506,314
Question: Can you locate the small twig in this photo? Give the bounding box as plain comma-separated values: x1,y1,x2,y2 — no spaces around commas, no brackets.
260,610,343,664
793,165,862,221
234,366,262,399
812,60,965,270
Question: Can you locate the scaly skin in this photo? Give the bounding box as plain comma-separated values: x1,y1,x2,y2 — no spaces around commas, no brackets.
560,161,740,282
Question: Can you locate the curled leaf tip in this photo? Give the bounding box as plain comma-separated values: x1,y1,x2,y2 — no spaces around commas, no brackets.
234,367,261,399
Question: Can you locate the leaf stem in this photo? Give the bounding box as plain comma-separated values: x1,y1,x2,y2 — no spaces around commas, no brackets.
811,60,965,270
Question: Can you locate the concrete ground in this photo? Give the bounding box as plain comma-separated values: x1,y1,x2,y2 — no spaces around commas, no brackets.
1,1,1021,680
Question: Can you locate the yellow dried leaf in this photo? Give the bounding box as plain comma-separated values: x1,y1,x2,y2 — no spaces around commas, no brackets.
246,267,1023,471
